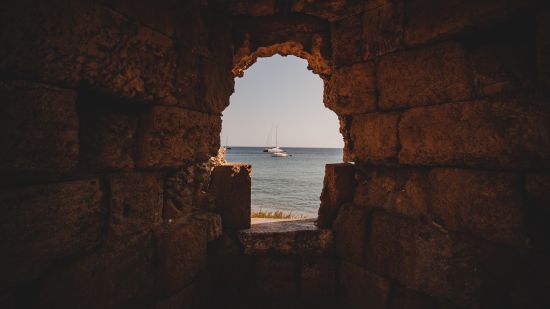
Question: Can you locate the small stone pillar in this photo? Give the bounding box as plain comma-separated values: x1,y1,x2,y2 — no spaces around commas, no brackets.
316,163,357,228
210,163,252,229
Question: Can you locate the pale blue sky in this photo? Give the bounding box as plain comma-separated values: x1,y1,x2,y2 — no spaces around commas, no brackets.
221,55,344,148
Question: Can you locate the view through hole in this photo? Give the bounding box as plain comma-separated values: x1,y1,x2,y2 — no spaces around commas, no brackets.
221,55,344,220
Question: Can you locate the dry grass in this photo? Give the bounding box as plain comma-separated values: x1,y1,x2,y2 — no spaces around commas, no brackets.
251,209,306,219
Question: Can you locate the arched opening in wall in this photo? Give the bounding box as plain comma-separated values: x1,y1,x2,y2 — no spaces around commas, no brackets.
221,55,343,222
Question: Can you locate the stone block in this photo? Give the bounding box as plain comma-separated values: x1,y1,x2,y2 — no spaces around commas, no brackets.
333,203,369,265
164,163,216,219
537,9,550,91
399,99,550,169
137,106,221,168
33,233,155,309
365,212,416,281
317,163,357,228
300,258,337,302
377,41,473,110
148,282,195,309
526,174,550,210
388,286,437,309
364,212,515,307
192,212,223,241
210,164,251,229
238,219,334,256
229,0,276,16
111,0,178,36
404,0,534,45
292,0,364,21
255,256,297,299
0,81,78,176
331,14,362,67
469,30,536,97
0,1,178,104
107,172,163,240
430,168,526,246
324,62,377,115
199,57,233,114
80,110,138,171
0,179,103,290
211,255,255,305
339,261,391,309
354,166,429,219
154,219,208,294
363,0,404,59
350,112,399,164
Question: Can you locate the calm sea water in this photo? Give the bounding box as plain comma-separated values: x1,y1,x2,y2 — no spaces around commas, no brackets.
224,147,343,217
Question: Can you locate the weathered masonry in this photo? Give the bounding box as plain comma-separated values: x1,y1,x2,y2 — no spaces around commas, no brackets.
1,0,550,308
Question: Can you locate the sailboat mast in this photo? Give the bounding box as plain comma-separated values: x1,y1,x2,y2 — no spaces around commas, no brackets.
275,125,278,147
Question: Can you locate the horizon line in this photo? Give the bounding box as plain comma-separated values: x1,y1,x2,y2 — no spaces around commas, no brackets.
223,145,343,149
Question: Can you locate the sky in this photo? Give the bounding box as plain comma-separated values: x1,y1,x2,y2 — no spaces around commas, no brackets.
221,55,344,148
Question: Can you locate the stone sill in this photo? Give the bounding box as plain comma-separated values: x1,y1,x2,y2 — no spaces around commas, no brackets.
237,219,335,256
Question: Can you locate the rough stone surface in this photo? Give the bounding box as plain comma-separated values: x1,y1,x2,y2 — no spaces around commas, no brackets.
107,172,163,240
399,99,550,169
164,161,220,219
1,0,549,307
148,282,195,309
469,28,536,97
154,219,208,294
340,261,391,309
0,81,78,176
255,256,297,299
232,15,331,77
193,212,223,241
0,1,179,105
0,179,103,290
292,0,364,21
110,0,178,37
33,233,155,309
526,174,550,210
330,14,362,67
210,164,251,229
137,106,221,168
238,219,334,256
229,0,275,17
333,204,369,265
324,62,377,115
317,163,357,228
79,108,138,171
350,112,399,164
354,166,429,219
363,0,404,59
377,41,473,110
538,9,550,92
404,0,534,45
364,212,518,307
430,168,526,246
300,257,337,302
388,286,437,309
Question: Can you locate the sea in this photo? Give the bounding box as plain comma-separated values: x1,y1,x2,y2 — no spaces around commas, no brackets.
224,147,344,218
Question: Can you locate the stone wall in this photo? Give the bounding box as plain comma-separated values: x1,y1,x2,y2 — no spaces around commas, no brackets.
317,0,550,308
1,0,550,308
0,0,232,308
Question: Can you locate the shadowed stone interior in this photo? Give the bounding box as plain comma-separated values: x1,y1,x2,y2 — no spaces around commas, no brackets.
1,0,550,308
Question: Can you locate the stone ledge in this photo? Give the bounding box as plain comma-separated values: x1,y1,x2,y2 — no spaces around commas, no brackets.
237,219,334,256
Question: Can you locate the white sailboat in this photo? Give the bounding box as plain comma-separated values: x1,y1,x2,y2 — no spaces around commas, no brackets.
269,126,290,157
266,126,284,153
263,125,276,152
271,151,290,157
